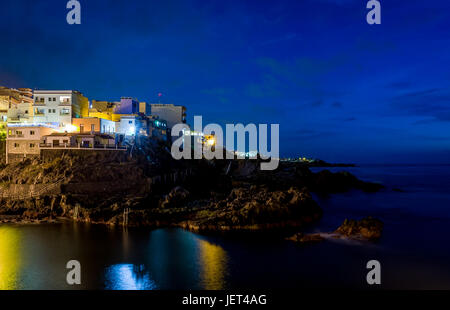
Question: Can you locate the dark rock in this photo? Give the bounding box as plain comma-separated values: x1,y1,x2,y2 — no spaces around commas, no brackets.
183,186,322,232
335,216,383,240
286,232,324,243
160,186,190,208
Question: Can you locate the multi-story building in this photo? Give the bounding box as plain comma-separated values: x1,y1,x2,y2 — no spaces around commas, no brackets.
33,90,89,129
0,87,34,137
150,103,186,129
6,124,56,163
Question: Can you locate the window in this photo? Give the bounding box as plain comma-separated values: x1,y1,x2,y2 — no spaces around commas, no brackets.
16,130,22,135
129,121,133,124
25,110,28,114
14,143,19,148
30,130,35,135
63,140,68,144
29,143,35,148
60,96,71,103
35,108,45,115
80,125,84,133
91,124,95,132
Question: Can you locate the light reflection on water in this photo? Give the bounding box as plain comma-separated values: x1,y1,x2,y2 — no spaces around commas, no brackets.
197,238,228,290
104,264,157,290
0,224,230,290
0,226,22,289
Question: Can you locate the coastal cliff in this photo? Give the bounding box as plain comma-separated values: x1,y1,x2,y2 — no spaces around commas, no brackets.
0,147,383,236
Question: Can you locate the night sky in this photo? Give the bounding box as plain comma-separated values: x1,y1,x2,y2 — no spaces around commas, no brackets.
1,0,450,163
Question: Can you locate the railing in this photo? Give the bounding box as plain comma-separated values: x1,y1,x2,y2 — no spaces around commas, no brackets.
0,179,65,200
39,143,127,150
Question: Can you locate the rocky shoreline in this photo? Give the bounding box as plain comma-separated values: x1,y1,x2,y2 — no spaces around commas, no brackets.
0,147,384,241
286,217,384,244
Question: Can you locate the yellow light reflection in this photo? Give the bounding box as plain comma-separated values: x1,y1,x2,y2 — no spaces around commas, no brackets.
197,239,228,290
0,226,22,290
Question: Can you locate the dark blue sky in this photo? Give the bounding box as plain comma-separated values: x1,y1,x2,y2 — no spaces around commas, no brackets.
1,0,450,163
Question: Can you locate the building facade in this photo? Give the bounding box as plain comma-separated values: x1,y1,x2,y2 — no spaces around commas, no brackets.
0,87,34,137
88,100,117,121
72,117,116,134
115,97,139,115
33,90,89,129
6,124,56,163
150,104,186,129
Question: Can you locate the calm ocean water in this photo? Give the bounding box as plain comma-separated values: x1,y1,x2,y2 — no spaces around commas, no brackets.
1,164,450,289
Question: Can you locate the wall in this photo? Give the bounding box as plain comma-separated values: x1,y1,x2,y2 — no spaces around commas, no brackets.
72,117,100,133
40,148,128,162
115,98,139,114
33,91,73,127
150,104,186,129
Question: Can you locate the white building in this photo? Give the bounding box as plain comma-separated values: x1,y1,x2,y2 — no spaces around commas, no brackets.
33,90,89,129
6,124,57,163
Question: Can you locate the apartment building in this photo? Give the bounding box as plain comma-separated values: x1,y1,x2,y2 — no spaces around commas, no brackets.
0,87,34,137
6,124,56,163
33,90,89,129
